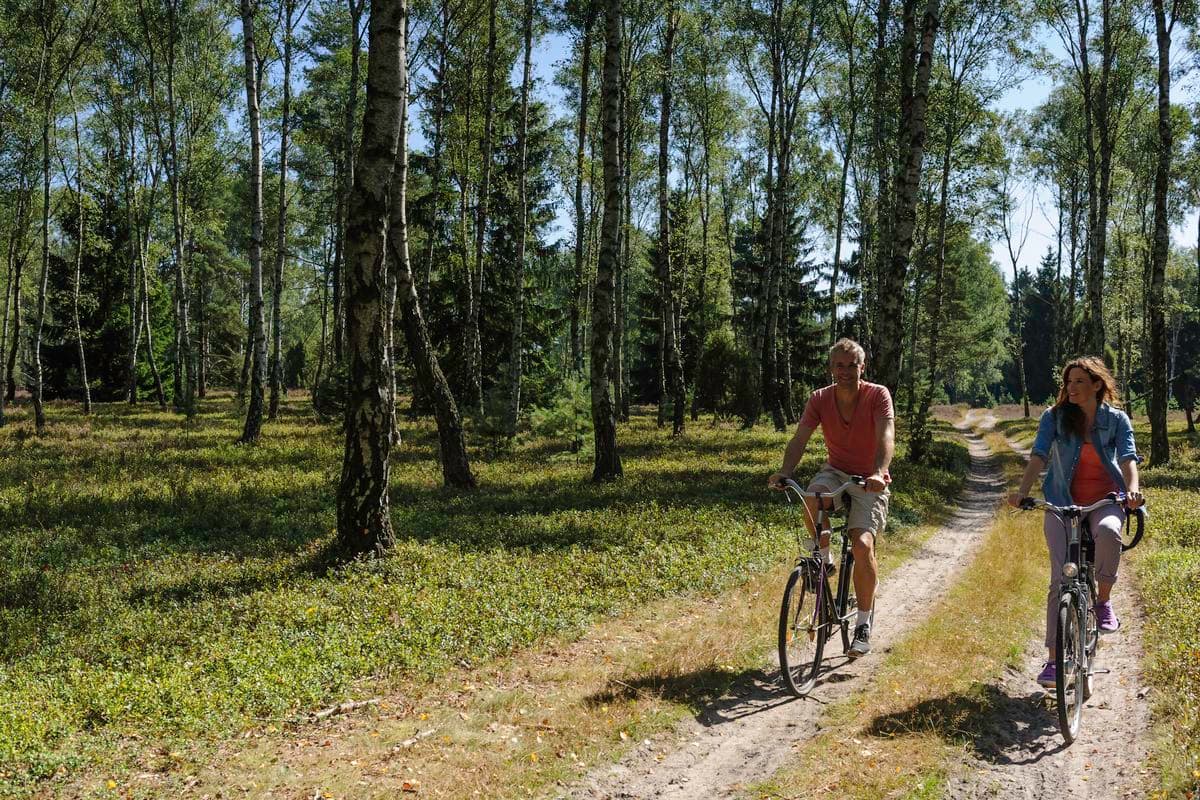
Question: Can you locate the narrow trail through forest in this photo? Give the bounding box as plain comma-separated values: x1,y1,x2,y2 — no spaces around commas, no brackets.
561,416,1007,799
945,415,1154,800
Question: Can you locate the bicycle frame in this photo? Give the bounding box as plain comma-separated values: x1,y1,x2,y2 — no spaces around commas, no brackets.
781,478,863,653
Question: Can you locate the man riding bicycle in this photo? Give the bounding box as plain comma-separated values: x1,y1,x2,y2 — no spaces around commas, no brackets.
768,338,894,658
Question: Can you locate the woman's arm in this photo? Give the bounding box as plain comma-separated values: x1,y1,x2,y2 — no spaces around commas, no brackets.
1120,458,1144,508
1007,454,1047,507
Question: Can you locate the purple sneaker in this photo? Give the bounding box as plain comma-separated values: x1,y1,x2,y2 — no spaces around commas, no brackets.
1036,662,1056,688
1095,601,1120,634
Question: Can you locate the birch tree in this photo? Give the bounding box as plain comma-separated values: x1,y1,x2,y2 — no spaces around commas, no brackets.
337,0,404,556
239,0,267,443
591,0,623,481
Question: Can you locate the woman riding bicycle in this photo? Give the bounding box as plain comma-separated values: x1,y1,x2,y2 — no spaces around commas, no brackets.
1007,356,1144,688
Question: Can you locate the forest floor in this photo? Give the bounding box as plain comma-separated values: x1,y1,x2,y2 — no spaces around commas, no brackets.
3,399,1196,799
0,394,966,799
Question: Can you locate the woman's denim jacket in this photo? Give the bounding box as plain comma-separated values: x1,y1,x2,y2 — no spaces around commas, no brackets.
1030,402,1139,507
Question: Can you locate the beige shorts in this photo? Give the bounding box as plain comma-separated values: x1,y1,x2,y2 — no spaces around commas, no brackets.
806,464,889,535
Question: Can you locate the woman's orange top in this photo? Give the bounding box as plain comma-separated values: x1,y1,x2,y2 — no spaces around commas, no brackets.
1071,441,1117,505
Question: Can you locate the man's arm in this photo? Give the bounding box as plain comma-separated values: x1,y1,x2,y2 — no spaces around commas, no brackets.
768,422,816,489
867,414,894,492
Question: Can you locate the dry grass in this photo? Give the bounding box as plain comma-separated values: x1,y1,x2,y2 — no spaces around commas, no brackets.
70,485,954,800
1,395,966,798
746,429,1046,800
108,564,788,799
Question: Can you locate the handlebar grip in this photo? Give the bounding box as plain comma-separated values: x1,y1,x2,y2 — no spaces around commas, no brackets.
1019,497,1037,511
1121,506,1145,552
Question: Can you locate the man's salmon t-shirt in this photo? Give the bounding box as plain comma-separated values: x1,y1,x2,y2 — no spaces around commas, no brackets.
799,382,894,481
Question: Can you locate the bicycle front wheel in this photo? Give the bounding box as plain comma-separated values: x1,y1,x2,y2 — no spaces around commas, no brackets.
779,566,827,696
1055,593,1085,743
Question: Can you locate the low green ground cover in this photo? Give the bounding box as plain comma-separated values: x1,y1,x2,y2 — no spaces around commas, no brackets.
0,396,967,793
995,416,1038,445
1136,425,1200,798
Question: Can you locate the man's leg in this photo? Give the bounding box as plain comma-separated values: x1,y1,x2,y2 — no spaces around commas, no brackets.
802,490,835,551
804,468,845,563
846,528,878,658
849,528,877,613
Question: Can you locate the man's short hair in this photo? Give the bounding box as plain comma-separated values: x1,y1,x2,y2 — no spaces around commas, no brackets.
829,337,866,364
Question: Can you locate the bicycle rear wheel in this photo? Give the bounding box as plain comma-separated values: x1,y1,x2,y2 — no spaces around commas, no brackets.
779,565,828,696
1082,593,1097,701
1055,593,1085,743
837,552,855,653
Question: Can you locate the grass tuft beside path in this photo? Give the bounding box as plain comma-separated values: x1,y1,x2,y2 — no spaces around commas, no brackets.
0,395,966,796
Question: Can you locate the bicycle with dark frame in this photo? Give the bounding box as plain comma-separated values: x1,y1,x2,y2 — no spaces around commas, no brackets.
775,476,873,697
1016,492,1145,743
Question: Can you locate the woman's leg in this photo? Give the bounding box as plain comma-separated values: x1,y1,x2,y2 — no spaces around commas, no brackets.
1044,512,1069,657
1089,505,1124,603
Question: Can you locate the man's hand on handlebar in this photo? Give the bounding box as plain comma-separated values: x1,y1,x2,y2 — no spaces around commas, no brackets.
1007,492,1027,509
1124,490,1145,510
768,472,792,491
864,473,886,493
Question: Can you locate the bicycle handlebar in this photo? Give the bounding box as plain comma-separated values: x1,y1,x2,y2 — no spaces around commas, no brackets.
1017,494,1125,515
1123,506,1145,551
1016,492,1146,552
776,475,867,503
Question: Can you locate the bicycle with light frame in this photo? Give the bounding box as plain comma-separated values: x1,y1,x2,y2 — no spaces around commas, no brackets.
774,476,871,697
1017,492,1145,744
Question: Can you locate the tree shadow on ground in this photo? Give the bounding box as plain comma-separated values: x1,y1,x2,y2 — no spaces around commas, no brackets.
125,537,350,608
386,464,779,549
583,664,799,724
866,681,1066,765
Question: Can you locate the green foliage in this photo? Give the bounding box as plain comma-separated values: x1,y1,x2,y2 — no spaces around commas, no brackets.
284,339,307,388
528,374,592,453
1135,424,1200,796
0,396,968,793
470,377,516,455
692,330,761,426
732,343,764,428
311,361,347,424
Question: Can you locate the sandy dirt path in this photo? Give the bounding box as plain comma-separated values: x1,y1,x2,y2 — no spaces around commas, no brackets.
561,420,1006,800
944,431,1153,800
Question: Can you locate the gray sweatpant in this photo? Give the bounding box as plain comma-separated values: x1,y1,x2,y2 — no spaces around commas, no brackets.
1043,506,1124,649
